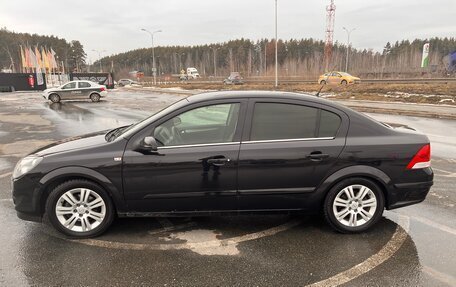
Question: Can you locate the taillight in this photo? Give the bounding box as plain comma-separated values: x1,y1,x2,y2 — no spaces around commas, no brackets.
100,87,106,91
406,144,431,169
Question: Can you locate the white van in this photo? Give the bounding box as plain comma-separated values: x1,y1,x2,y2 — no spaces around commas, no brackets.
186,67,200,79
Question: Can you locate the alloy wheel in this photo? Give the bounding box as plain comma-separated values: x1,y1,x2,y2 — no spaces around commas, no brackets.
55,188,106,232
332,184,377,227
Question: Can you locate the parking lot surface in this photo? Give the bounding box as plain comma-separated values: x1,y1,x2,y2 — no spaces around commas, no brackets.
1,89,455,286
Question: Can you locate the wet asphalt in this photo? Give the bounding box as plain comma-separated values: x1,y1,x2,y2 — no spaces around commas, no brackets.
0,89,455,286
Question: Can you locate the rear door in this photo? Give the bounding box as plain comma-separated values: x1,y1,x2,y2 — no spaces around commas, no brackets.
237,98,348,211
77,81,93,98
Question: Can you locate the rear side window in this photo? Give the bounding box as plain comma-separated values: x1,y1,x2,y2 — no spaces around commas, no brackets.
78,82,91,88
250,103,341,141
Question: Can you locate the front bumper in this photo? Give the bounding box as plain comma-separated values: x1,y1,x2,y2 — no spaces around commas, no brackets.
11,174,44,222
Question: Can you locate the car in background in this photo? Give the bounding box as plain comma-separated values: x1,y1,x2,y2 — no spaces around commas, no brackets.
42,80,107,103
13,91,433,238
318,72,361,85
118,79,140,87
224,72,244,85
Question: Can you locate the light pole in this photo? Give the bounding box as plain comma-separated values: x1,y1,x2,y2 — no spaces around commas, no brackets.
274,0,278,87
141,28,162,85
342,27,356,72
175,52,185,71
92,49,106,73
211,47,219,77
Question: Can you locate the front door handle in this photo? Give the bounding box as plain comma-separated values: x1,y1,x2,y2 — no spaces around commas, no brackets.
207,157,230,166
307,151,329,161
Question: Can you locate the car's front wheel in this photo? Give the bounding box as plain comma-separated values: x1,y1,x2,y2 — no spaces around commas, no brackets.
46,179,114,238
324,177,385,233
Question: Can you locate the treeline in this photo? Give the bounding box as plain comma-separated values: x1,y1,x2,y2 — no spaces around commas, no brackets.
0,27,86,72
99,37,456,79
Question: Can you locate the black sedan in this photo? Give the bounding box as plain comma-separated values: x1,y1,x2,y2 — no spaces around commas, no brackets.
12,91,433,238
223,72,244,85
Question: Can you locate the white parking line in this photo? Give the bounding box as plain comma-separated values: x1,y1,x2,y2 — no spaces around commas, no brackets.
422,265,456,286
0,172,12,179
408,215,456,236
0,198,13,202
306,215,410,287
433,168,456,178
72,219,302,251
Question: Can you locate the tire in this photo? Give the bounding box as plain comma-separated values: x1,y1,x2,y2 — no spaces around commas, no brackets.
49,93,61,103
341,80,348,85
45,179,115,238
323,177,385,233
90,93,101,102
320,80,326,85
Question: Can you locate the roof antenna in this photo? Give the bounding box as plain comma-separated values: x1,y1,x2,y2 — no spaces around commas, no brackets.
315,83,325,97
315,73,329,97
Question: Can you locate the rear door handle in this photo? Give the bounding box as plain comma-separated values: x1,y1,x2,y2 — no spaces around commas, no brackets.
207,157,231,166
307,152,330,161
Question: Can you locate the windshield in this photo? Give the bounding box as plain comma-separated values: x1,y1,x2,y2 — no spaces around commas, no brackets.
338,72,352,77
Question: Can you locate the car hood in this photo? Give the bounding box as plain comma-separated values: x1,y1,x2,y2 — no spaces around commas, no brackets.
43,88,60,93
32,130,108,157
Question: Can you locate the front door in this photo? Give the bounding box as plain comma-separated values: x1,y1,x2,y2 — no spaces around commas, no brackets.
59,81,78,100
122,100,246,213
237,100,348,211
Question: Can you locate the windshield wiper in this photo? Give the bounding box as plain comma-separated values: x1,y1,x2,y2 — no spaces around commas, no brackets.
105,125,132,142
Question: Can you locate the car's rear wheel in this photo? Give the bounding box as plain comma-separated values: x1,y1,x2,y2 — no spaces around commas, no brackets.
90,93,101,102
324,177,384,233
49,93,61,103
320,80,326,85
46,179,114,238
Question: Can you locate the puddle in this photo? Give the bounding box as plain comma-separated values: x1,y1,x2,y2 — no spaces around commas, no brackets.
42,102,145,137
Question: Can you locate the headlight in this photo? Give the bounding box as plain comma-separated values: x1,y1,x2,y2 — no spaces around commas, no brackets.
12,155,43,179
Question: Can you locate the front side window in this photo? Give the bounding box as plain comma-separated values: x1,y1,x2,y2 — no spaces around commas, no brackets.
250,103,341,141
62,82,76,89
154,103,240,147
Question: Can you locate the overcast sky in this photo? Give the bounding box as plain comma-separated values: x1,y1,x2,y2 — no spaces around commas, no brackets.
1,0,455,62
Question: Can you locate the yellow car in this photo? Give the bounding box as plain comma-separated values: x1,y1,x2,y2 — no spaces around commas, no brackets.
318,71,361,85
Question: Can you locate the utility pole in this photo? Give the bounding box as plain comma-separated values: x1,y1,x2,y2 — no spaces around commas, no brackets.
274,0,278,87
141,28,162,85
323,0,336,72
92,49,106,73
342,27,356,72
212,47,219,77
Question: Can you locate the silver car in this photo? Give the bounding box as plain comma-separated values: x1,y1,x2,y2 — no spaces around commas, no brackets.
43,81,108,103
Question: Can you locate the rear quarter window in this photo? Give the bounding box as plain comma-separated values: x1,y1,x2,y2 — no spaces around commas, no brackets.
319,109,341,137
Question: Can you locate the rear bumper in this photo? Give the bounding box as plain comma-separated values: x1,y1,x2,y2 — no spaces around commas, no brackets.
386,180,433,210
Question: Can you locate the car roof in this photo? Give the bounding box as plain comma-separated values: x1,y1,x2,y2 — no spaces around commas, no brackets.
188,90,324,103
188,90,352,110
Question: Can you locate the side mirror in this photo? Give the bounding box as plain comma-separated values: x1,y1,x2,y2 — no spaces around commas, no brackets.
142,136,158,151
